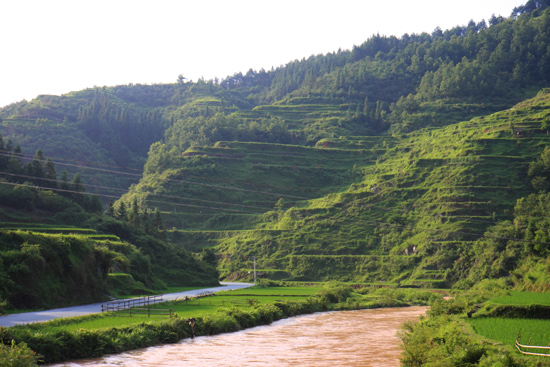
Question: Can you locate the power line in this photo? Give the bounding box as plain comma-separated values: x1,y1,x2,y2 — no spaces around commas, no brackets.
0,171,272,212
0,151,312,200
0,181,119,200
317,212,550,246
5,169,547,245
457,231,550,245
0,180,261,215
0,150,142,174
1,140,365,194
142,197,261,214
5,148,542,241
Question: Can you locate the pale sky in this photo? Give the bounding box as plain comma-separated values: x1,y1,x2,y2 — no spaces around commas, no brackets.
0,0,525,108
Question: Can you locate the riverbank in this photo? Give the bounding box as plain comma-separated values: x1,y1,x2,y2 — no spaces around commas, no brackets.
399,279,550,367
1,284,437,365
48,307,429,367
0,282,253,328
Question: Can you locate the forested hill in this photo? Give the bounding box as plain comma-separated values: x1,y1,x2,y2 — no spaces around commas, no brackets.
2,2,550,164
2,1,550,288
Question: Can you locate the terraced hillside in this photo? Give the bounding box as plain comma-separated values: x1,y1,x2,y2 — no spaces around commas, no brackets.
123,139,368,229
0,222,120,240
3,6,550,295
240,101,351,128
125,90,550,286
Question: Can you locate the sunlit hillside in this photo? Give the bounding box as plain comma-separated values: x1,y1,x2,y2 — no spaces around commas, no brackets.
1,3,550,299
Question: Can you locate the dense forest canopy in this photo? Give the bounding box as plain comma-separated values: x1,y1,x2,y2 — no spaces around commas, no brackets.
1,4,549,158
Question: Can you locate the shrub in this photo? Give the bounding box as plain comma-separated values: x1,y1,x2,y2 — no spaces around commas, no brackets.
257,278,281,288
224,308,259,328
429,278,511,317
0,340,41,367
317,282,352,303
256,303,284,324
400,316,486,367
477,353,517,367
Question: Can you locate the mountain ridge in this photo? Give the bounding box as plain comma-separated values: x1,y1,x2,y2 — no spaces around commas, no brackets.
1,2,550,294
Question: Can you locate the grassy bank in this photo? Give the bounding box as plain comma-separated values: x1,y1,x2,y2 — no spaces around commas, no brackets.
0,283,436,365
399,280,550,367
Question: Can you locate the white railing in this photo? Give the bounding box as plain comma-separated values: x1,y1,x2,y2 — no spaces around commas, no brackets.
516,331,550,357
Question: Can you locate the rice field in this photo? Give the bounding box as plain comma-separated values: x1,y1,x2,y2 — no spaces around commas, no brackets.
490,291,550,306
20,288,317,334
468,318,550,346
218,286,321,296
467,292,550,347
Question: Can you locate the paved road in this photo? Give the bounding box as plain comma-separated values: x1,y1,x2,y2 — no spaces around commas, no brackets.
0,282,253,327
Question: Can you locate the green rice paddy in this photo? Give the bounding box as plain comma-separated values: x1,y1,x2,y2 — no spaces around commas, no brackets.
490,291,550,306
217,286,320,296
468,318,550,346
468,291,550,348
20,287,319,334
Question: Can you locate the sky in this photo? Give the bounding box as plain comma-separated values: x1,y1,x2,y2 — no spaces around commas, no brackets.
0,0,526,108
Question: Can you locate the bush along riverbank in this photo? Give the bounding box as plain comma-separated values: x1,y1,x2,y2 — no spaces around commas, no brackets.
399,279,550,367
0,283,436,365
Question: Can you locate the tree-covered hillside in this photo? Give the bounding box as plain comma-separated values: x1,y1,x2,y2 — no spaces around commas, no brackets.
2,1,550,290
3,3,550,170
121,88,550,287
0,136,219,312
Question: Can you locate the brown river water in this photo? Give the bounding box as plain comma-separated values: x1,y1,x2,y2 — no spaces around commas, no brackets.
50,306,427,367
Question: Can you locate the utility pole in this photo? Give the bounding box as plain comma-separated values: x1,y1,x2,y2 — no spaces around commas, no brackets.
246,255,257,285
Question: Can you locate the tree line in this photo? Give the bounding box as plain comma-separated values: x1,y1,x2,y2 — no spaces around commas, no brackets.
0,134,101,212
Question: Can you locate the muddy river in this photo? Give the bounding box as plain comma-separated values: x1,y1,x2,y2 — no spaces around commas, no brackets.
51,306,427,367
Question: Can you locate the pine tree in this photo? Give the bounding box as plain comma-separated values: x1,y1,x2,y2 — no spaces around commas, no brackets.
25,149,46,186
116,202,127,221
129,197,140,227
153,208,163,231
59,170,69,192
142,209,152,234
44,158,57,188
363,96,370,118
7,149,22,178
70,173,86,206
106,200,115,217
72,173,85,192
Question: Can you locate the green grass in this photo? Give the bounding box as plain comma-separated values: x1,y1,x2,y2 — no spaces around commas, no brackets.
468,317,550,346
16,287,316,333
124,89,550,284
113,286,208,299
490,291,550,306
36,297,302,332
468,291,550,349
217,286,322,296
